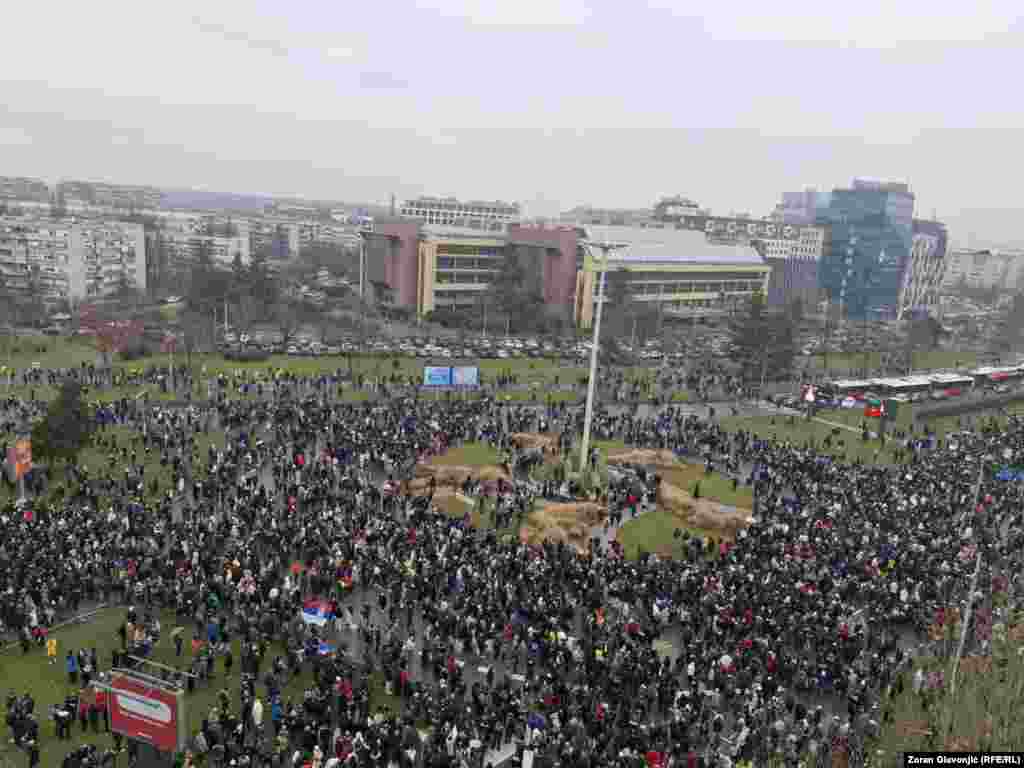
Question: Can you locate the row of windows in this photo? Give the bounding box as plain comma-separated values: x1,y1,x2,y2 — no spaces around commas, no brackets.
434,291,479,304
627,281,762,296
404,204,518,217
409,214,507,232
436,271,493,285
436,256,501,270
622,271,763,283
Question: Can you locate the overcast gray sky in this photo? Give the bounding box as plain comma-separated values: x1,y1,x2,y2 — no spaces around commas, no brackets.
2,0,1022,244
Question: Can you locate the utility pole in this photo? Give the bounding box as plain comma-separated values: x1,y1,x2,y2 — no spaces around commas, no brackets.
358,237,366,301
946,465,986,743
578,240,628,474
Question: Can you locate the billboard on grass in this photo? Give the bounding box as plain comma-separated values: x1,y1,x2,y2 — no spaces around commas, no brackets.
5,438,31,482
452,366,479,387
423,366,452,387
107,674,187,753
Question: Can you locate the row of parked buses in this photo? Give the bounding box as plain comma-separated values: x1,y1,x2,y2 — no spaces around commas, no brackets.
812,364,1024,405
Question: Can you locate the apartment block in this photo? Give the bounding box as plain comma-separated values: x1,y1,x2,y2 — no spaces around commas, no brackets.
0,216,145,302
0,176,50,203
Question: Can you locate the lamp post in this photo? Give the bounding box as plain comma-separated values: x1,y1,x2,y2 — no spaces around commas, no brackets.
578,241,628,474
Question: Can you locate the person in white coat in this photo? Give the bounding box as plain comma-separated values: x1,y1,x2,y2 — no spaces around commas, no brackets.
251,697,264,730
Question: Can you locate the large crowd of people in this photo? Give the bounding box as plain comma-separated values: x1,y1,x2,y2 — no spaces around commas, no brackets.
2,367,1022,768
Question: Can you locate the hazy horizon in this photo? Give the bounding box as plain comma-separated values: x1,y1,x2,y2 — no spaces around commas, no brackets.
2,1,1023,246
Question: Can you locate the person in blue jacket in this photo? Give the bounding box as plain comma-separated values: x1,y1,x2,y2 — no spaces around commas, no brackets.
270,697,283,735
66,651,79,684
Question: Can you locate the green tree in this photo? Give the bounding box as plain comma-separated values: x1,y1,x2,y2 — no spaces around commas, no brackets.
274,301,301,346
31,381,96,466
187,239,230,307
489,253,545,334
729,291,795,383
248,248,278,311
990,293,1024,360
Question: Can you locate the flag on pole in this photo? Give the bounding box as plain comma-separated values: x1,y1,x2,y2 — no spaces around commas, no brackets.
864,397,883,418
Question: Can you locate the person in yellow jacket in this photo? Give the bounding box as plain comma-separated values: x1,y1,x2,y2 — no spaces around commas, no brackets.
47,637,58,665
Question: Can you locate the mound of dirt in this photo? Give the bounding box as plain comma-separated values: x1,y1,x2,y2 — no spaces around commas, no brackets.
413,463,510,486
511,433,558,452
658,481,751,539
519,501,608,552
607,448,680,469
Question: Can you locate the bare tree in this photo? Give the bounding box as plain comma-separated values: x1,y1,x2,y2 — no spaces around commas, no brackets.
274,302,301,346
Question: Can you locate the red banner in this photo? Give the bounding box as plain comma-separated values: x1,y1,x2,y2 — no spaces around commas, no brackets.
107,675,183,752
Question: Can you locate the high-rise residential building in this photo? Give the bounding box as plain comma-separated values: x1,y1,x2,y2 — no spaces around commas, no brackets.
898,219,948,318
0,217,74,301
67,223,147,300
0,215,145,302
817,179,916,319
0,176,50,203
398,197,520,232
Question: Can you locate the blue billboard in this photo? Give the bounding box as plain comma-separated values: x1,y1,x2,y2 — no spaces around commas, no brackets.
452,366,479,387
423,366,452,387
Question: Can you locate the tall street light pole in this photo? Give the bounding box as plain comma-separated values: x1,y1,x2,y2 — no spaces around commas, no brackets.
578,240,628,474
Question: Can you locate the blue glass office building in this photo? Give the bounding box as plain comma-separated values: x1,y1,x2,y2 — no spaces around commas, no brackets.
817,180,915,319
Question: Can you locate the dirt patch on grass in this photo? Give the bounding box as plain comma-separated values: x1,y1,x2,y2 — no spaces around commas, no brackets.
429,489,470,517
511,432,558,452
413,463,510,487
607,448,680,469
519,501,607,552
658,482,751,540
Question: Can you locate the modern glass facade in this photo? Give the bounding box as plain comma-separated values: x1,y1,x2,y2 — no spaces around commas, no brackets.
817,181,914,319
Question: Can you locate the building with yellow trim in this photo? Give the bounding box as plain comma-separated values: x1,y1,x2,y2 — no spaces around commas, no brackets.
575,225,771,328
361,220,770,330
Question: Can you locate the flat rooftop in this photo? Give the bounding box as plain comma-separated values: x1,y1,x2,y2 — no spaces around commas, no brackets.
583,224,764,266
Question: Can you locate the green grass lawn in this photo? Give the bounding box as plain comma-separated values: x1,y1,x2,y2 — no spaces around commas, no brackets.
659,464,753,509
0,607,320,768
616,509,722,560
427,442,502,467
718,413,901,465
1,425,230,507
803,348,979,376
593,440,628,455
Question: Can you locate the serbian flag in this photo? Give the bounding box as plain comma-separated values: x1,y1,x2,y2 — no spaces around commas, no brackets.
301,599,335,626
864,398,883,418
646,751,665,768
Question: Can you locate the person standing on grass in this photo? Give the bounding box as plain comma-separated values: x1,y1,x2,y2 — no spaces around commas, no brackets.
66,650,79,684
47,636,57,665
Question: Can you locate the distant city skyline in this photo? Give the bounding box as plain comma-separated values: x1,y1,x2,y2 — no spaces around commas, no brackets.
2,1,1022,246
